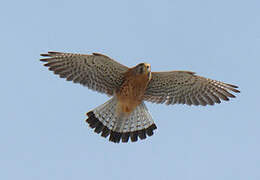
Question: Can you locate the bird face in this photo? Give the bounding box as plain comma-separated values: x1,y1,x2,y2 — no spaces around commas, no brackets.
136,63,151,75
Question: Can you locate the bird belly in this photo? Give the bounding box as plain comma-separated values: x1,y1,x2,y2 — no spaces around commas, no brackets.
116,86,141,115
116,75,149,115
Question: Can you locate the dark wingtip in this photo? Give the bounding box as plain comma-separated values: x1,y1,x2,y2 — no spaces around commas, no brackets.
40,51,63,58
39,58,49,62
40,53,50,57
225,83,241,93
85,111,157,143
225,83,239,88
233,89,240,93
48,51,62,54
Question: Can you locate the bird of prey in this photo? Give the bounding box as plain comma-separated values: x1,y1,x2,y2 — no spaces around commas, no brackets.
40,51,240,143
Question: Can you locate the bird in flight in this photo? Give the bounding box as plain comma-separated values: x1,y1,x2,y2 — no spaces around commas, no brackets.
40,51,240,143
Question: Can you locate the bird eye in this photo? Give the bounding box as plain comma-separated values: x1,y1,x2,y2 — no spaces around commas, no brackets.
146,65,150,69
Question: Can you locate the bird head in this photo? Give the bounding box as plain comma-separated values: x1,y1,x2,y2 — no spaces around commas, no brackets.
134,63,152,80
135,63,151,74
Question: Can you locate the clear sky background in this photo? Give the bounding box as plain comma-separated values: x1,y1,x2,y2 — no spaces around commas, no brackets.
1,0,259,179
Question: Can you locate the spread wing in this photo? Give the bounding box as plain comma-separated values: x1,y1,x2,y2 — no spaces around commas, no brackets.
40,52,129,95
144,71,240,106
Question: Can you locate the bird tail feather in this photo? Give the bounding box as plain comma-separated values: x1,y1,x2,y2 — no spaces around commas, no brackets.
86,96,157,143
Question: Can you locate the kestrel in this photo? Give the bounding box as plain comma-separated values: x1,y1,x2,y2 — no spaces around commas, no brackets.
40,51,240,143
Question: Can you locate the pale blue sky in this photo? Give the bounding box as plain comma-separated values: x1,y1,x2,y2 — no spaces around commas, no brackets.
1,0,259,180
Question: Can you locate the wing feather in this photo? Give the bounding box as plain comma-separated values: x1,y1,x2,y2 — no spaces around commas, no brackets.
144,71,240,106
40,52,129,95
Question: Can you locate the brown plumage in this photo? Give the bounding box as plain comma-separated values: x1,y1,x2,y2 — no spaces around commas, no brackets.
116,63,151,115
40,51,240,143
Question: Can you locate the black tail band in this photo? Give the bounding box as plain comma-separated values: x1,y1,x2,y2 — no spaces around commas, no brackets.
86,111,157,143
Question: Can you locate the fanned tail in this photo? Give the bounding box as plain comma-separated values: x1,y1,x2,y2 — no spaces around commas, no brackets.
86,96,157,143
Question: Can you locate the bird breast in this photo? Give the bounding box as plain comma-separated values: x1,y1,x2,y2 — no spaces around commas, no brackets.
116,73,151,115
